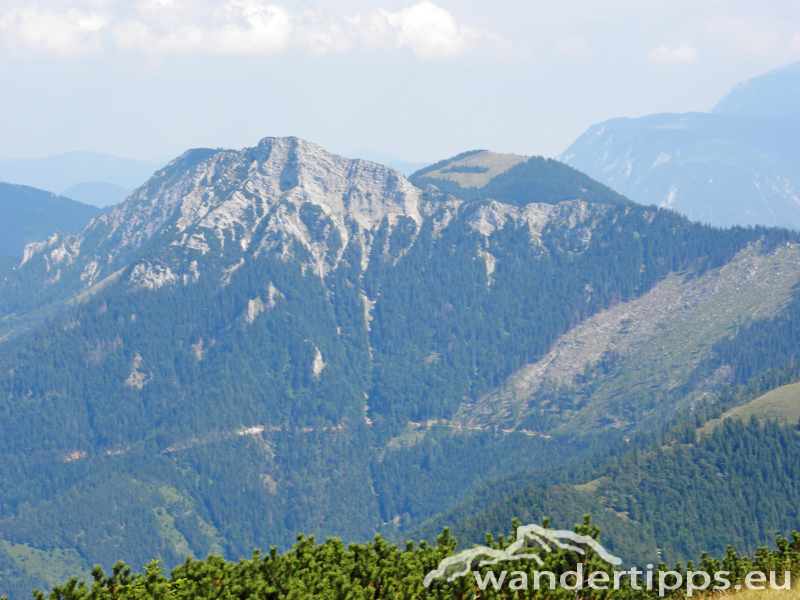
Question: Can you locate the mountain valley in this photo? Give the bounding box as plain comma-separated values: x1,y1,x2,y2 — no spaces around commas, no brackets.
1,136,800,598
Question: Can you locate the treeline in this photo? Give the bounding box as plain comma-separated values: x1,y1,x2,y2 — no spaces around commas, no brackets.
408,150,485,179
439,165,489,174
14,517,800,600
410,155,632,207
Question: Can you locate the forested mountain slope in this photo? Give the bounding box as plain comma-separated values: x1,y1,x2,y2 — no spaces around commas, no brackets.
418,408,800,568
413,293,800,566
451,241,800,436
409,150,631,207
0,137,798,597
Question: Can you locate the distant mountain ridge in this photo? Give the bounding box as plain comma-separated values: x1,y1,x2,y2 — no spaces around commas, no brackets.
712,60,800,120
61,182,131,208
0,151,165,208
0,182,102,256
558,61,800,229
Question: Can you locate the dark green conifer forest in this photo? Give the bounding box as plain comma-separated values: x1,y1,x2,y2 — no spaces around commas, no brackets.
16,517,800,600
3,146,800,599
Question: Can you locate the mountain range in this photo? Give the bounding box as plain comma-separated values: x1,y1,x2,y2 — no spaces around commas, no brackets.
712,60,800,120
1,136,800,598
0,183,102,256
0,152,166,208
559,61,800,229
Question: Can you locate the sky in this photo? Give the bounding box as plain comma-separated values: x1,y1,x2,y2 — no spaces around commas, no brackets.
1,0,800,163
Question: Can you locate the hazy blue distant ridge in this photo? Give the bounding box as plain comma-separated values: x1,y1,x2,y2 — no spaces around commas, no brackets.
712,60,800,120
0,182,102,255
0,151,164,207
558,60,800,229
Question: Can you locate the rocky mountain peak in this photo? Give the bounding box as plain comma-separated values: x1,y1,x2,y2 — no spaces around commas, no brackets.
18,136,424,296
5,136,624,343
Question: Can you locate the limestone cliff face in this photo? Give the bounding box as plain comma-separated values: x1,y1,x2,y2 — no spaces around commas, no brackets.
20,137,424,293
16,136,608,308
167,137,424,277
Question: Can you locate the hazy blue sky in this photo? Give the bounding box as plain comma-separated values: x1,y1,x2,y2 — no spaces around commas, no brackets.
2,0,799,162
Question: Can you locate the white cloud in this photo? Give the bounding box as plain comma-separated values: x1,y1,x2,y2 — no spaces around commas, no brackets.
647,44,697,65
381,1,481,60
113,0,291,55
556,36,591,59
0,5,109,57
349,1,495,61
0,0,503,61
792,33,800,52
295,9,350,56
212,1,292,55
114,19,205,54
